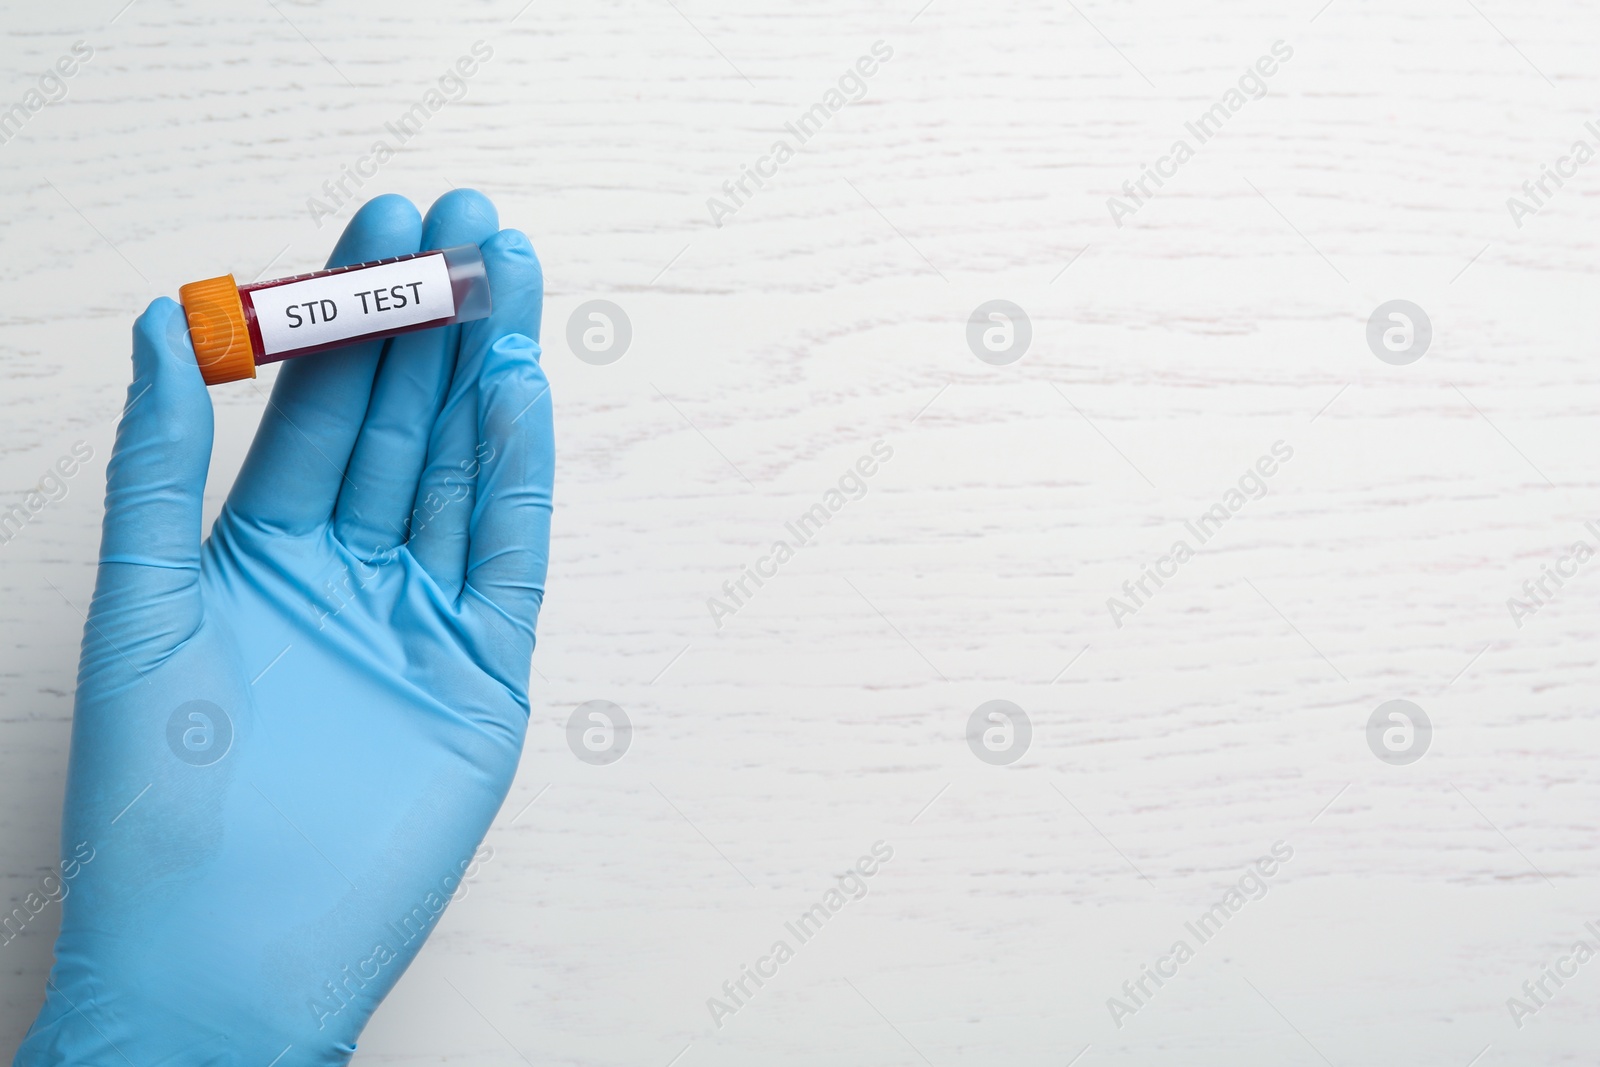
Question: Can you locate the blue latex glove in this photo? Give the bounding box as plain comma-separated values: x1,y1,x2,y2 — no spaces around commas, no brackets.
13,190,551,1066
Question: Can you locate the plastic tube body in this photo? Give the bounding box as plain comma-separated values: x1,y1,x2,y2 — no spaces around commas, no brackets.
242,244,489,364
178,245,491,385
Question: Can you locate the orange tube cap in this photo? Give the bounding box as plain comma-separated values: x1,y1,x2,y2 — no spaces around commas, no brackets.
177,275,256,385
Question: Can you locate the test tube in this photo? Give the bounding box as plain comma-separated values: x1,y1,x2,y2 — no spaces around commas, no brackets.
177,245,492,386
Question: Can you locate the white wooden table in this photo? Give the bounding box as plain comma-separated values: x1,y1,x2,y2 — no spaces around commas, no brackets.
3,0,1599,1063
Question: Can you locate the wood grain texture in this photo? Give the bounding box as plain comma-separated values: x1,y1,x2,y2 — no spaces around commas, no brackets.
3,0,1600,1063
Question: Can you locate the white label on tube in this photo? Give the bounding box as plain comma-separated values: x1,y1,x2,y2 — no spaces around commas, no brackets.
252,253,455,356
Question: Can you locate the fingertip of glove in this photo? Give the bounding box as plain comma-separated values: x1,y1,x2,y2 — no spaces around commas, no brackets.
127,299,212,429
133,297,200,373
134,296,183,341
482,229,542,285
426,188,500,237
329,194,423,268
355,192,422,226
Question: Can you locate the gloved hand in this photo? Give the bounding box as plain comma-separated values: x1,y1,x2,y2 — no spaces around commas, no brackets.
13,190,552,1066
